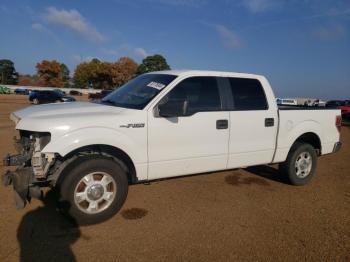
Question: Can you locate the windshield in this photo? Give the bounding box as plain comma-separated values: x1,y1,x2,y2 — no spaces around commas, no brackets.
101,74,177,109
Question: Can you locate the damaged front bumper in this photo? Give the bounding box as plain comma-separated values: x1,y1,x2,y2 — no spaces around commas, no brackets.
2,132,53,209
3,150,35,208
2,158,45,209
2,167,39,209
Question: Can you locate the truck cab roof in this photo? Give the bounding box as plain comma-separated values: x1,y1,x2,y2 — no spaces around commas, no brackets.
147,70,264,79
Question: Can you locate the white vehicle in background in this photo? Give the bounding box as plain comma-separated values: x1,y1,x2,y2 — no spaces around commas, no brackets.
276,98,298,106
317,100,326,107
3,70,342,224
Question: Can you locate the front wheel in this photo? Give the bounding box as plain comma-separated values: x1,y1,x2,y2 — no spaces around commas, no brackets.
57,156,129,225
279,142,317,186
33,98,39,104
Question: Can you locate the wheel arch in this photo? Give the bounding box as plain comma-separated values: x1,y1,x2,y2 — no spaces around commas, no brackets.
291,132,322,155
52,144,138,186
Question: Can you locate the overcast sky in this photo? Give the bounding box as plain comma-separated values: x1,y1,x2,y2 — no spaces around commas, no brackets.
0,0,349,99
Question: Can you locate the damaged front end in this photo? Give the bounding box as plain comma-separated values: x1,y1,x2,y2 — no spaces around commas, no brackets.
2,131,55,209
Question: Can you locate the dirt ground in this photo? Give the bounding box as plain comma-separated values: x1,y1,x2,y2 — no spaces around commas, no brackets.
0,94,349,262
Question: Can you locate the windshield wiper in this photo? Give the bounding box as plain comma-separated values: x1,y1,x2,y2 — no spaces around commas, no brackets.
101,99,127,108
101,99,116,105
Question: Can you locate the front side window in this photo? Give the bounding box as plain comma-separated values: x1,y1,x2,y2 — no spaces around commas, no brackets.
228,77,268,110
161,76,222,114
102,74,177,109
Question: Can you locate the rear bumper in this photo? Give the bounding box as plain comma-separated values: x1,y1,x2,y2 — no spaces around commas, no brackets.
332,142,342,153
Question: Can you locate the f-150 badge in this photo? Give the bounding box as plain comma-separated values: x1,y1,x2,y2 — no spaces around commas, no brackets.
120,123,145,128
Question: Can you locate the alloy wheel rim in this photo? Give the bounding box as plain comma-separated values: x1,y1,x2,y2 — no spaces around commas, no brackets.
295,152,312,178
74,172,117,214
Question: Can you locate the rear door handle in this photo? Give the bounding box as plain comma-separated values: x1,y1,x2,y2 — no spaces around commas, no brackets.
265,118,274,127
216,119,228,129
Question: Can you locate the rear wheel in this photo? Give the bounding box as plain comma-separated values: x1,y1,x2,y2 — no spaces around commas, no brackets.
279,142,317,186
57,156,128,225
33,98,39,104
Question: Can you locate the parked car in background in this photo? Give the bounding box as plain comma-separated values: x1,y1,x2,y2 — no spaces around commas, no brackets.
88,90,112,100
14,88,29,95
53,89,66,95
276,98,297,106
325,100,350,117
101,90,113,99
0,86,12,94
29,90,76,104
325,100,344,108
88,92,99,99
69,90,83,96
339,100,350,115
317,100,326,107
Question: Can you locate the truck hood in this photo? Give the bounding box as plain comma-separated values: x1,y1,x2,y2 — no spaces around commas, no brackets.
12,102,124,121
11,102,129,134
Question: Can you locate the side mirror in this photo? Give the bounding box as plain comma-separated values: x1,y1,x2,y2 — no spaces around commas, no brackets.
158,100,188,118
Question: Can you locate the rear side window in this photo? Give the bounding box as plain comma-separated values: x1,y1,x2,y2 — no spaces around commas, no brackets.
165,77,222,114
228,78,268,110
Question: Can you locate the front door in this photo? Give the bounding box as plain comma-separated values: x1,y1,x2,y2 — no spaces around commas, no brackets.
147,76,230,180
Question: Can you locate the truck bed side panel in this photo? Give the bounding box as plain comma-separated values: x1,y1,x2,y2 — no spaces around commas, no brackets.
273,109,340,163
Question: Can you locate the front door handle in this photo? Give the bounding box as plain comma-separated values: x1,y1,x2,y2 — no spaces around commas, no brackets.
216,119,228,129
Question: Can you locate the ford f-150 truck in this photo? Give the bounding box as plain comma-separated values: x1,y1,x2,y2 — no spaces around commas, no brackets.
2,70,342,224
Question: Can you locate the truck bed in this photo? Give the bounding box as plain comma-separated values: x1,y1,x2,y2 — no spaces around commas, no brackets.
273,106,340,164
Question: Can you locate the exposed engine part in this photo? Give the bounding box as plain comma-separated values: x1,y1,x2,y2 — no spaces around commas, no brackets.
30,135,55,178
18,130,51,153
32,151,55,178
3,132,54,178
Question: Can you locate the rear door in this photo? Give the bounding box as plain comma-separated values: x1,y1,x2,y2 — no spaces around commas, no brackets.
147,76,230,180
226,77,278,168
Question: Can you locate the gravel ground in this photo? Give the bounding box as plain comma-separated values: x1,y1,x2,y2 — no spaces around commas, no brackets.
0,94,349,262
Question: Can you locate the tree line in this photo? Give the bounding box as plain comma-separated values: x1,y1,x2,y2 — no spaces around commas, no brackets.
0,54,170,89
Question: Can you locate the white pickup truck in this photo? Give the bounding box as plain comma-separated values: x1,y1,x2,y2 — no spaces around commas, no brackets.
3,70,342,224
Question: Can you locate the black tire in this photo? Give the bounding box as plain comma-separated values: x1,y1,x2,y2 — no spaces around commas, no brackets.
56,156,128,225
33,98,39,105
279,142,317,186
